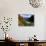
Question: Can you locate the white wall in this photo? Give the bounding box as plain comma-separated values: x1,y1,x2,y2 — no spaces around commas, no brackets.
0,0,46,40
44,16,46,40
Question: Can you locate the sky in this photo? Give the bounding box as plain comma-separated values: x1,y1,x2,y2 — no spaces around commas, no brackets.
20,14,33,18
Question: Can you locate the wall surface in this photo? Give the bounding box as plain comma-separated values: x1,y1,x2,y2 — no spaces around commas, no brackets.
0,0,46,40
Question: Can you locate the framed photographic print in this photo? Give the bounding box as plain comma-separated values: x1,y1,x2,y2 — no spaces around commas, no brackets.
18,14,34,26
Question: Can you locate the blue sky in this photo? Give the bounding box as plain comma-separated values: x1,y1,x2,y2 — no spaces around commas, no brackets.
20,14,32,18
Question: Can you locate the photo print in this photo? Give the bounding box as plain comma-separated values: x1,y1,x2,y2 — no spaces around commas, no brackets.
18,14,34,26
